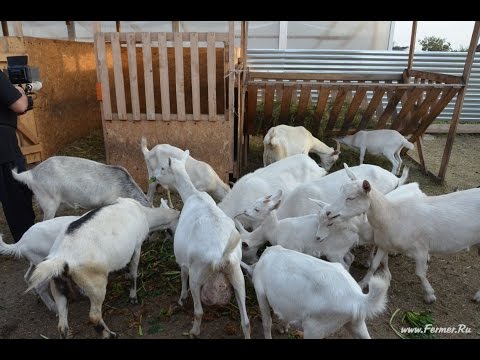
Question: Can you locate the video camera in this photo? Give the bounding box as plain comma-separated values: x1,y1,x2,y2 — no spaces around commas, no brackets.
3,55,42,112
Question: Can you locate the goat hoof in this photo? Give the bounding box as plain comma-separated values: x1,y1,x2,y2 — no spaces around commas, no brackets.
424,294,437,304
109,332,119,339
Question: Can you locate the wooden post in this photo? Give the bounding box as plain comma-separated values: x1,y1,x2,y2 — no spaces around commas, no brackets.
1,21,9,36
115,21,121,32
66,21,76,41
13,21,23,37
172,21,180,32
94,22,101,34
241,21,248,66
437,21,480,182
407,21,417,70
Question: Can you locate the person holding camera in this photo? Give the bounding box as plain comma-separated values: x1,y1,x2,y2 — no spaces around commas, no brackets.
0,70,35,242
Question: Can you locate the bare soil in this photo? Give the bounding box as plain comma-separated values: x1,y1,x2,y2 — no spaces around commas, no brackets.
0,130,479,339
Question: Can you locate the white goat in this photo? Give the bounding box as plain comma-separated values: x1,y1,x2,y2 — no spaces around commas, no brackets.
141,137,230,205
325,164,480,304
263,125,341,170
336,129,414,175
12,156,150,220
0,217,79,313
240,164,409,226
26,198,179,338
157,150,250,338
218,154,327,230
235,191,358,270
241,245,389,339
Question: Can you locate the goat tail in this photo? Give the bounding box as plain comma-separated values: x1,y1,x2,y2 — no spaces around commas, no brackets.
0,234,23,259
402,137,415,151
364,272,390,319
26,257,67,294
11,168,33,189
140,136,149,156
213,229,241,272
397,165,410,186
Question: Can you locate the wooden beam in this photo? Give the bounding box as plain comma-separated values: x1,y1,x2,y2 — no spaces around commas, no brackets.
174,32,186,121
111,32,127,120
407,21,417,70
190,33,201,120
437,21,480,182
250,72,403,82
66,21,76,41
415,136,427,173
207,32,217,121
116,21,121,32
407,69,463,84
1,21,8,36
95,33,112,120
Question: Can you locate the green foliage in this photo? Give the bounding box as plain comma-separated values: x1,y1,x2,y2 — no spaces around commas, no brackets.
419,36,452,51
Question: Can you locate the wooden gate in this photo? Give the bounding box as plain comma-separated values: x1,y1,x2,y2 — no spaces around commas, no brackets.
1,37,43,164
94,23,242,187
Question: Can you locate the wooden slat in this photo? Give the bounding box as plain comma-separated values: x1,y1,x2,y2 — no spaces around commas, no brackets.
375,89,406,129
294,85,312,125
340,88,366,135
406,69,463,84
228,21,235,124
104,32,229,43
278,84,294,124
263,85,275,132
415,136,427,173
356,89,385,131
95,33,112,120
190,33,201,120
142,32,155,120
311,87,330,136
409,88,459,144
127,33,140,120
116,21,121,32
249,72,403,82
390,88,423,130
325,89,347,133
17,121,38,143
111,113,225,121
174,32,186,121
246,85,258,135
13,21,23,37
111,32,127,120
20,144,43,155
158,32,171,121
405,88,442,133
207,32,217,121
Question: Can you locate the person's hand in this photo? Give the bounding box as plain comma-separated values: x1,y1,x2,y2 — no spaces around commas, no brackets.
14,85,26,96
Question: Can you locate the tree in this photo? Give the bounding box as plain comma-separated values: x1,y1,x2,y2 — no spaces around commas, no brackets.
418,36,452,51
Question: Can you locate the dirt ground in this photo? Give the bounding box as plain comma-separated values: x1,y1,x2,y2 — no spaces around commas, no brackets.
0,130,479,339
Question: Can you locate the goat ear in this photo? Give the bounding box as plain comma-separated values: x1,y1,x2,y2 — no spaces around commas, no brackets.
344,163,358,180
308,198,329,208
272,189,283,201
362,180,371,193
182,150,190,162
160,198,169,209
234,218,249,235
271,199,282,211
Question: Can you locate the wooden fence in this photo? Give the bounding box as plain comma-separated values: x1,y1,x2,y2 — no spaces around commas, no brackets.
94,26,242,187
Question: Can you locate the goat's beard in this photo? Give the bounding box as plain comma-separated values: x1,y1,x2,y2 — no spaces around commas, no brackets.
201,272,232,306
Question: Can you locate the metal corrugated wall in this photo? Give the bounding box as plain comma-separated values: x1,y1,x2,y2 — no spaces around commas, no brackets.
247,50,480,122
